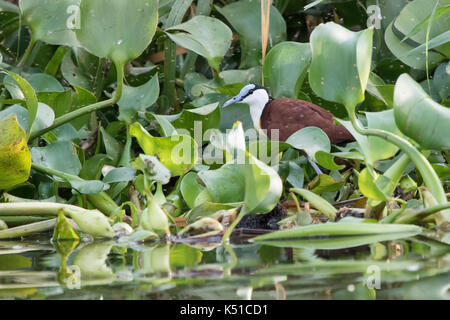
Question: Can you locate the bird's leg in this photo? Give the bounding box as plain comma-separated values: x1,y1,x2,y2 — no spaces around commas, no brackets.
299,150,323,175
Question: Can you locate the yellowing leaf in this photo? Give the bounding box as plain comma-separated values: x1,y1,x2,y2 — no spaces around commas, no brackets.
0,114,31,189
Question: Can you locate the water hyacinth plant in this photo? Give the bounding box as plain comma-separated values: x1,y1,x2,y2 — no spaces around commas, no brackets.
0,0,449,300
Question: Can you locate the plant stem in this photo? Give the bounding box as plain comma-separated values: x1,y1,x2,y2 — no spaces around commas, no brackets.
93,57,107,100
349,115,450,226
394,202,450,225
0,202,85,216
366,153,411,219
0,216,51,227
29,61,125,140
222,207,244,245
350,117,446,204
0,219,57,239
31,163,120,216
163,39,177,112
17,38,37,68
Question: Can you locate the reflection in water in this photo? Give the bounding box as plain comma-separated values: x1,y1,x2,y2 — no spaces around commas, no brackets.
0,235,449,300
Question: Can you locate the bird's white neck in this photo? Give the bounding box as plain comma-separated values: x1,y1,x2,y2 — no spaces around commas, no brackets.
242,89,270,132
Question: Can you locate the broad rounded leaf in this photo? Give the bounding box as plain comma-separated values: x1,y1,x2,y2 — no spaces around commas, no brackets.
309,22,373,112
366,110,404,163
26,73,64,93
358,168,392,201
180,172,206,209
130,122,198,177
118,74,159,124
198,162,245,204
75,0,158,65
384,0,450,70
0,114,31,189
150,103,221,141
166,16,232,71
394,74,450,150
263,41,311,98
243,154,283,215
0,103,55,138
285,127,343,170
20,0,80,46
31,140,81,175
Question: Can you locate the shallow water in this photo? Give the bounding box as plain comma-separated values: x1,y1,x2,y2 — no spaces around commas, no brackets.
0,234,449,300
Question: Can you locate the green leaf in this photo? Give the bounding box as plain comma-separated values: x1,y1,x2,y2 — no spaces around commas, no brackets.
198,161,246,204
358,168,392,201
403,31,450,58
384,0,450,70
366,110,404,163
0,1,19,13
169,244,202,267
166,16,232,71
252,222,422,249
0,114,31,189
148,113,178,137
19,0,80,46
103,167,136,184
26,73,64,93
118,74,159,124
31,140,81,175
3,71,38,137
216,0,286,69
70,85,96,130
53,212,79,241
186,202,236,223
45,46,71,77
37,90,72,118
99,127,122,165
75,0,158,66
286,162,304,189
0,104,55,137
400,5,450,42
150,103,221,142
309,22,373,113
290,188,337,220
366,72,394,108
61,49,99,91
285,127,343,170
308,174,346,195
263,41,311,98
337,111,405,166
394,73,450,150
130,122,198,177
180,172,206,209
205,122,282,215
432,62,450,102
128,229,158,242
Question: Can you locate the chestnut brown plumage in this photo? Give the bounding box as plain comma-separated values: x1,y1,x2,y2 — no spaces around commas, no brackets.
222,84,354,174
261,98,354,144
